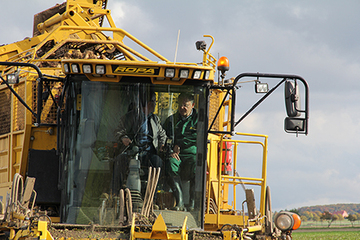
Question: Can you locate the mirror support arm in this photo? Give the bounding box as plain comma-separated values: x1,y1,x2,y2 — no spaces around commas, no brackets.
0,75,37,118
234,78,286,127
0,62,44,125
208,85,234,133
232,73,309,135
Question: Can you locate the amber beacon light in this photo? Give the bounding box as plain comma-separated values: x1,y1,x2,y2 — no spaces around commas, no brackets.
217,56,229,73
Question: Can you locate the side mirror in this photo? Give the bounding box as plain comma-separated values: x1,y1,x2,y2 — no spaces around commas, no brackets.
284,117,306,134
284,80,301,117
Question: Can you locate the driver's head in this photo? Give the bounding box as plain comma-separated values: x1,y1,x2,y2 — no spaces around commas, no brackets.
140,87,156,114
178,93,195,118
146,90,156,113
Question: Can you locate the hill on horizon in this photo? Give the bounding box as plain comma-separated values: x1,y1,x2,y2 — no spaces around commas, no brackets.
295,203,360,215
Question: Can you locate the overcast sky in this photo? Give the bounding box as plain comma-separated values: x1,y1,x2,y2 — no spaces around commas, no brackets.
1,1,360,211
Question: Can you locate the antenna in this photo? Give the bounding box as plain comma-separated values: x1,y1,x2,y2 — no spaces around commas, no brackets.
174,30,180,63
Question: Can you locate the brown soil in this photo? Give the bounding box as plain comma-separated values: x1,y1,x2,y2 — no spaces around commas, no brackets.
49,226,130,239
49,226,223,239
48,212,223,240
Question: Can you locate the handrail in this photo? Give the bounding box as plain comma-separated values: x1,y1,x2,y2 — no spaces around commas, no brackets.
202,35,217,68
4,25,174,67
207,132,268,229
39,25,170,62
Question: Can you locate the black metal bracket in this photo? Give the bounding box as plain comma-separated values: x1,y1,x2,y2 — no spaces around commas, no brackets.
0,61,65,126
208,72,309,135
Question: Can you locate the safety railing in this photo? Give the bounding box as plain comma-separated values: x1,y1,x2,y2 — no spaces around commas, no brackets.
206,132,268,227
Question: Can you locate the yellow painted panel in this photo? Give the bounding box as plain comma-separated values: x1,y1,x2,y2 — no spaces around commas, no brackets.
12,166,20,175
13,132,24,148
30,127,57,150
0,134,8,183
0,172,7,184
0,155,8,169
0,136,9,151
13,151,21,166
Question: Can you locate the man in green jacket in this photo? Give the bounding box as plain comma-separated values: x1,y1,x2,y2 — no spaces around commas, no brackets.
163,93,197,211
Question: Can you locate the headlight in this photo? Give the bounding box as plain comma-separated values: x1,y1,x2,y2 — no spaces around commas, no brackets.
6,73,19,84
179,69,189,78
95,65,106,75
71,64,80,73
204,70,210,80
165,68,175,78
255,82,269,93
193,70,202,79
63,63,70,73
82,64,92,74
274,211,301,231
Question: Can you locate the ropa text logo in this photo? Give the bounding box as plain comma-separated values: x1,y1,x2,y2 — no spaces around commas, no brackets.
112,66,159,75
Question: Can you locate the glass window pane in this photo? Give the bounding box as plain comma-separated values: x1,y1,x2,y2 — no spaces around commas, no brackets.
62,81,207,229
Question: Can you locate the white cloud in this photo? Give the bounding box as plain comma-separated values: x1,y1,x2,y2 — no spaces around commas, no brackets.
109,2,126,22
277,170,360,210
290,6,312,20
110,2,155,33
308,109,360,151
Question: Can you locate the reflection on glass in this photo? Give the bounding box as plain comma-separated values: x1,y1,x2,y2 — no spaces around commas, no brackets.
61,81,207,229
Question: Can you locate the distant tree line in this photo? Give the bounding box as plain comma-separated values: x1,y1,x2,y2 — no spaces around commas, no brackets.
297,203,360,215
279,203,360,227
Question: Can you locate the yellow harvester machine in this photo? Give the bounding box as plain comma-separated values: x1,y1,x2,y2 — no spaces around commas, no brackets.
0,0,309,239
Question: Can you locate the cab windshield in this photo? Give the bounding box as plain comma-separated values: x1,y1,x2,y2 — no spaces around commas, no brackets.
60,79,208,229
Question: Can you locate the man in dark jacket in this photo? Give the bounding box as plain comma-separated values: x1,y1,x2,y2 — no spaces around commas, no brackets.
113,89,167,194
163,93,197,211
115,90,167,161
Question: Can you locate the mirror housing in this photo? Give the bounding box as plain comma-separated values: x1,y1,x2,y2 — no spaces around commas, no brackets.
284,80,301,117
284,117,306,134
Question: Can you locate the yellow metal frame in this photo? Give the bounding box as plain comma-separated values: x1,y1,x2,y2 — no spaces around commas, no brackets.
0,79,31,198
4,220,53,240
130,214,188,240
201,35,217,69
0,0,218,90
205,132,268,231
